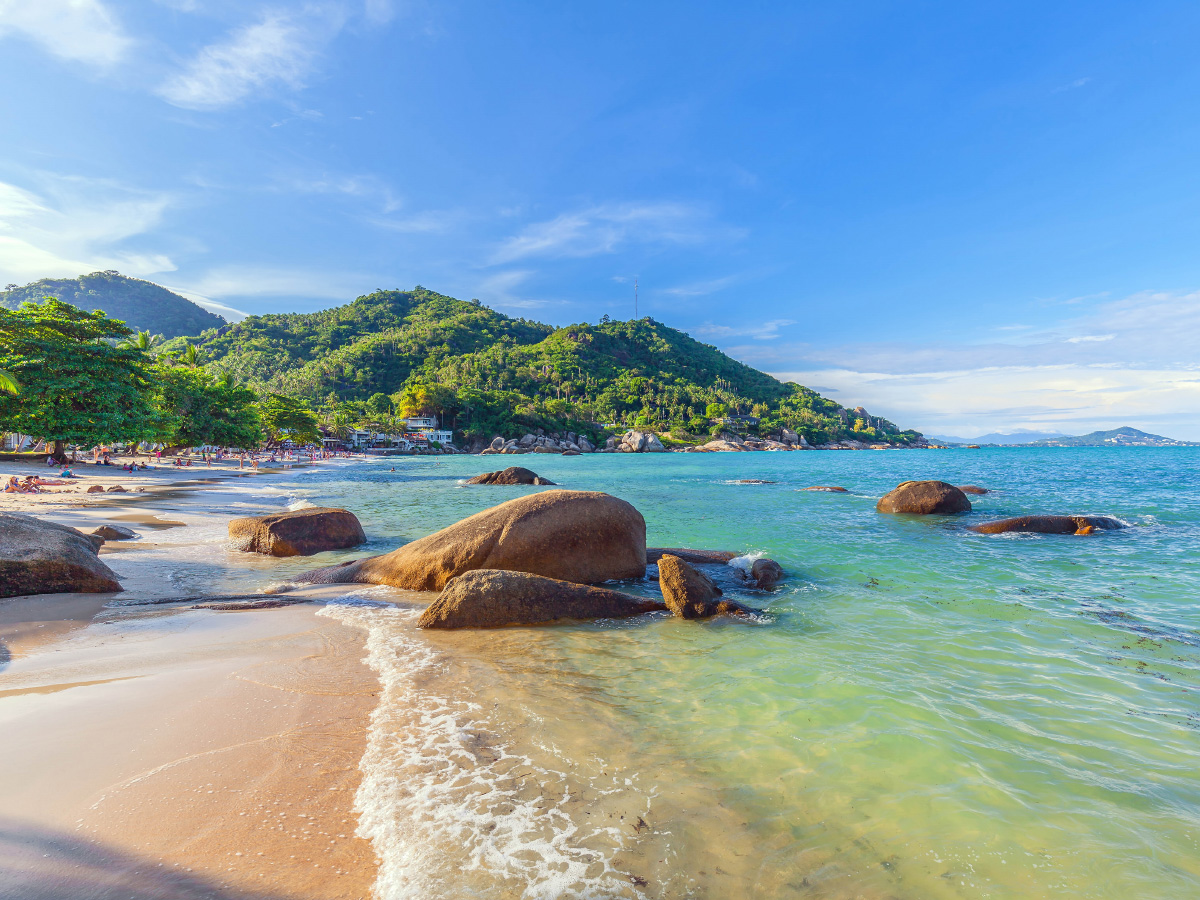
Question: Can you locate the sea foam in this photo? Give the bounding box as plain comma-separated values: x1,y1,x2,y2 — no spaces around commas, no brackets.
318,602,652,899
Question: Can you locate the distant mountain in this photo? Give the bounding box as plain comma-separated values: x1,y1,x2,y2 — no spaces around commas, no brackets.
1,271,225,338
927,429,1069,445
1022,427,1196,447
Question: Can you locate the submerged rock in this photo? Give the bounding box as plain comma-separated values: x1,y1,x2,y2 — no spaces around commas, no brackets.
802,486,848,492
735,479,777,484
969,515,1124,535
0,512,122,597
877,481,971,515
228,507,366,557
646,547,736,564
466,467,556,486
297,490,648,591
958,485,991,495
658,555,753,618
419,569,664,628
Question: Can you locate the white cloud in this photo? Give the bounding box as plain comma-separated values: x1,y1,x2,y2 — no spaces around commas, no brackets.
1066,333,1115,343
179,264,367,301
0,175,175,285
0,0,132,67
661,275,739,297
158,8,343,110
164,286,248,321
490,202,728,264
473,269,552,310
694,318,796,341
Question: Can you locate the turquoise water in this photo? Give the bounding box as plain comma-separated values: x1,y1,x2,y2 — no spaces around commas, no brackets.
229,449,1199,898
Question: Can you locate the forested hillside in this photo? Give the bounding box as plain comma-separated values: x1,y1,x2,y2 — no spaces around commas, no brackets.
1,271,225,338
170,286,918,446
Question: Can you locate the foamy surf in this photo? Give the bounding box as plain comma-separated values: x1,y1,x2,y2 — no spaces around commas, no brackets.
319,600,654,899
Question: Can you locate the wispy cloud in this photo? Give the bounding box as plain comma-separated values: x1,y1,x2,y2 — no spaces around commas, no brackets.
661,275,739,297
693,318,796,341
490,202,732,265
0,0,132,67
473,269,553,310
159,7,343,110
180,264,365,300
1053,76,1092,93
1066,333,1115,343
0,175,174,285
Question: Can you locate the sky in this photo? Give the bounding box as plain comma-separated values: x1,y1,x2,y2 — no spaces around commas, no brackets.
1,1,1199,439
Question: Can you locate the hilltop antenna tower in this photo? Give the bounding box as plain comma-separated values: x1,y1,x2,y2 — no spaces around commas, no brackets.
635,277,638,319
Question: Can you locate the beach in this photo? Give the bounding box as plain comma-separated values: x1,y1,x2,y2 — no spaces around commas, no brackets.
2,449,1199,899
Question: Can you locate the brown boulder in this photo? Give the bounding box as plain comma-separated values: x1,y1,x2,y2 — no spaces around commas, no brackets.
646,547,736,564
92,524,139,541
229,507,366,557
876,481,971,515
657,555,754,618
105,485,127,493
466,467,556,486
958,485,990,495
0,513,122,597
86,484,105,493
419,569,664,628
803,486,848,492
750,558,784,589
298,490,647,590
969,515,1124,535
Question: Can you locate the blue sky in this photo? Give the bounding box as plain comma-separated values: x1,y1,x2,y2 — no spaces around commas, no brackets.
2,1,1199,438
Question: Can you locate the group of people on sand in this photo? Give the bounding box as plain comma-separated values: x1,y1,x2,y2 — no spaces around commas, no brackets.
5,472,74,493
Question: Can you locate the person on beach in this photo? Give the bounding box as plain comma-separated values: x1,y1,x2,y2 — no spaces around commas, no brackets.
59,468,75,478
4,476,23,493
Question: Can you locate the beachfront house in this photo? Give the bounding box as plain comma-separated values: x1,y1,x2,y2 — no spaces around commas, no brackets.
404,416,454,447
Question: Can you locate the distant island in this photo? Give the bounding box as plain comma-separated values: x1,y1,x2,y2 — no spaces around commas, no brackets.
1,271,225,339
930,426,1197,448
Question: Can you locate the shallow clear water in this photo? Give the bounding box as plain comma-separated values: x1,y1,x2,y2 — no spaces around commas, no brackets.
161,450,1200,898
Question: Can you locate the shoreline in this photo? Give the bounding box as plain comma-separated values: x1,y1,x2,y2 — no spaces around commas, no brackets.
0,461,382,900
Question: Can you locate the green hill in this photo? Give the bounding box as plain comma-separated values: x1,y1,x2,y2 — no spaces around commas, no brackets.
1,271,225,338
169,286,918,446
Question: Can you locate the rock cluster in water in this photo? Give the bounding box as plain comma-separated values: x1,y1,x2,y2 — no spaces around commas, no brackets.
876,481,972,515
466,467,555,486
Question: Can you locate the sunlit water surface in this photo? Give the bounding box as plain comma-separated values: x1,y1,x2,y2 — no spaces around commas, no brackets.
114,449,1200,898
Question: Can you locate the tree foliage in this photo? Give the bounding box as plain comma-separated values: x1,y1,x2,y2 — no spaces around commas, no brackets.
0,299,164,450
258,394,321,446
155,365,262,449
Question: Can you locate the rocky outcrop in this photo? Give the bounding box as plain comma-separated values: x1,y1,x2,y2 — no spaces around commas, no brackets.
969,515,1124,535
228,507,366,557
418,569,665,628
0,513,122,597
658,554,752,618
647,547,736,564
616,430,667,453
466,467,556,486
876,481,971,515
735,479,776,484
693,439,747,452
750,558,784,589
297,490,647,591
958,485,990,495
91,524,139,541
802,486,848,492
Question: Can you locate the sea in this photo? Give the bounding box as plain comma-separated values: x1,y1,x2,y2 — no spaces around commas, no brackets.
114,448,1200,899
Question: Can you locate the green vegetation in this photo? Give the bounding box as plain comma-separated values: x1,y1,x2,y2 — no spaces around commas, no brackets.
175,286,919,446
2,271,225,339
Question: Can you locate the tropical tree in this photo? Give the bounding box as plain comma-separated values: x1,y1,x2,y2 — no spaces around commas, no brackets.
258,394,321,446
119,330,165,354
0,299,163,459
155,365,262,450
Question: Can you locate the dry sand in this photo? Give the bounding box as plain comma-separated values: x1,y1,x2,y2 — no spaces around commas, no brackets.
0,461,384,900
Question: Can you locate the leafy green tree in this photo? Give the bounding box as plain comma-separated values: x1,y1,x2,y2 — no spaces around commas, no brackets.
155,365,262,450
0,299,163,459
119,330,165,354
258,394,321,446
365,391,392,419
705,401,729,419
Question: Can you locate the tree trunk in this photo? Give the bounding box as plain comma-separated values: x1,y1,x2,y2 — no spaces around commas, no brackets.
51,439,68,464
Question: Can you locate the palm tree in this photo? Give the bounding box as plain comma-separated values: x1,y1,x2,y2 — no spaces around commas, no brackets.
0,368,19,394
119,330,165,354
179,344,206,368
217,369,240,389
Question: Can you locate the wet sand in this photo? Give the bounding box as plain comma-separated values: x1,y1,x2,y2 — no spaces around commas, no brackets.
0,460,382,900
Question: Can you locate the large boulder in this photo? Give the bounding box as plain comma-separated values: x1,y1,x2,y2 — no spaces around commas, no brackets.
228,507,366,557
803,486,848,492
969,515,1124,535
696,440,747,452
0,513,122,597
657,554,751,618
876,481,971,515
750,558,784,589
418,569,664,629
466,467,556,486
958,485,990,495
297,490,647,590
